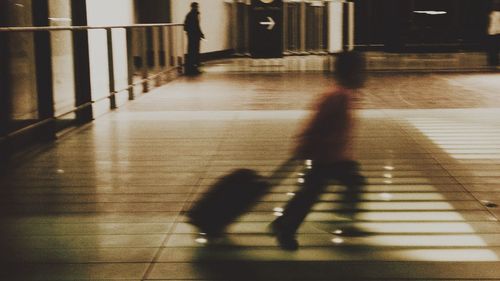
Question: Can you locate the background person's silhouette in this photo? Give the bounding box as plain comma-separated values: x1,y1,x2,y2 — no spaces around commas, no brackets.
184,2,205,74
270,51,367,251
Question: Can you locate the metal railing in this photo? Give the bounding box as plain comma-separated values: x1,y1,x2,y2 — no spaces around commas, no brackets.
0,23,185,153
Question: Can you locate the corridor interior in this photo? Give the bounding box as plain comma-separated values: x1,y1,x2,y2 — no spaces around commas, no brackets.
1,60,500,280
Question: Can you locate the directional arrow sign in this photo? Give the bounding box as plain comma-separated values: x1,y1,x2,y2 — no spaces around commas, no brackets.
259,16,275,30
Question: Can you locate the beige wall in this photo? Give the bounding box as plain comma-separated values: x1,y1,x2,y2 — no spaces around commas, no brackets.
86,0,135,25
48,0,76,117
171,0,232,53
4,0,39,121
86,0,135,114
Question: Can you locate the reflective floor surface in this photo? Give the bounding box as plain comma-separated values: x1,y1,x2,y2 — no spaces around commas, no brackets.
208,52,494,73
1,60,500,280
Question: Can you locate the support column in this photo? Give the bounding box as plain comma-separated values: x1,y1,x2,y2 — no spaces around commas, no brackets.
32,0,56,140
328,0,343,53
106,28,117,109
300,1,306,53
347,1,354,51
328,0,354,53
72,0,93,123
0,2,10,139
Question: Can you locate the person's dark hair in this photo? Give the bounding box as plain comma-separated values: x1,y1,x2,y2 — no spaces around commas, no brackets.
491,0,500,10
334,51,366,89
191,2,199,9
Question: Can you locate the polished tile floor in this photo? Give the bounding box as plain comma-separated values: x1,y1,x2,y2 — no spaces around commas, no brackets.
1,60,500,280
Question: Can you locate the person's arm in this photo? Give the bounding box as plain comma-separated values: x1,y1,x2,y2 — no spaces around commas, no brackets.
197,15,205,38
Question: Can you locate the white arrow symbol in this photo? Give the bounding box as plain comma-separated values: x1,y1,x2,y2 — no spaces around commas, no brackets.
259,17,275,30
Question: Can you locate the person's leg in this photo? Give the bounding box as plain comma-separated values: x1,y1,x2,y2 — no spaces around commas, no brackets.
487,35,499,66
193,38,201,68
186,37,196,73
271,166,329,250
494,35,500,66
332,161,366,235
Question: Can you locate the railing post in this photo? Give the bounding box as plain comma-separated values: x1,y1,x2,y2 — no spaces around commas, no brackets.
172,26,179,72
159,26,166,81
0,31,10,139
0,0,7,142
177,27,184,74
179,25,187,69
141,27,149,93
163,26,171,79
169,26,175,68
106,28,117,109
152,26,161,87
126,27,135,100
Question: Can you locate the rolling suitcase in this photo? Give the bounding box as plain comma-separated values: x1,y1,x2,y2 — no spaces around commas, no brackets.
187,168,269,237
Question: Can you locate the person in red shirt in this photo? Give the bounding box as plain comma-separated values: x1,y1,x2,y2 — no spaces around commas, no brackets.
271,51,367,251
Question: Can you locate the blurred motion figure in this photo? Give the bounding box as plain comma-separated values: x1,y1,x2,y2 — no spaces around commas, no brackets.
270,51,367,251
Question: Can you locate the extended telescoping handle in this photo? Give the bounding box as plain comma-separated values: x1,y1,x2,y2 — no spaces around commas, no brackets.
266,157,301,186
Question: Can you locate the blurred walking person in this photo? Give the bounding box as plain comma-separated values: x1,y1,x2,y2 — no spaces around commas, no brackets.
184,2,205,75
270,52,367,251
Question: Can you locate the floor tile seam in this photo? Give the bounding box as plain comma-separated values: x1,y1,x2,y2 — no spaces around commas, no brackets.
160,245,500,249
387,117,469,192
4,211,494,215
21,245,500,250
167,232,500,236
15,237,500,244
4,206,493,210
2,200,489,206
10,223,500,229
3,185,206,188
140,122,231,281
7,193,481,197
391,120,500,223
0,120,100,174
0,245,147,249
138,180,200,281
368,115,500,223
14,168,474,171
12,219,498,226
3,192,204,195
14,230,500,236
10,260,175,265
172,219,499,223
10,233,182,237
16,231,500,237
175,279,468,281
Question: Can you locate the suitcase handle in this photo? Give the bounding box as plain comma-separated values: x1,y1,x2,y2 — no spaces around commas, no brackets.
266,157,300,186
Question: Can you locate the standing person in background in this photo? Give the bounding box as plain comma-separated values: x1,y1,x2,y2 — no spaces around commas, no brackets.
270,51,367,251
487,0,500,67
184,2,205,75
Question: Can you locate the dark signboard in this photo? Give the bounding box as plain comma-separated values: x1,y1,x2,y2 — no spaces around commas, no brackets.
250,0,283,58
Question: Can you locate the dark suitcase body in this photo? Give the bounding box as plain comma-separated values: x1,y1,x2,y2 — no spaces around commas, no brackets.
187,169,269,236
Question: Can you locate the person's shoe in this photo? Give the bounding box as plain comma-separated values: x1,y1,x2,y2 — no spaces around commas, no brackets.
269,221,299,251
185,68,202,76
